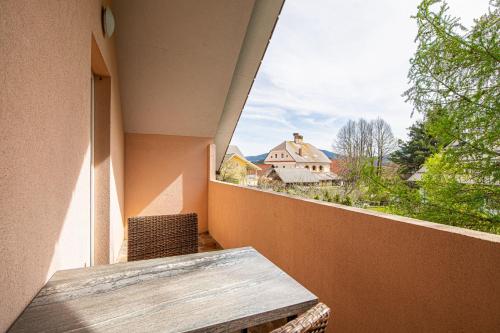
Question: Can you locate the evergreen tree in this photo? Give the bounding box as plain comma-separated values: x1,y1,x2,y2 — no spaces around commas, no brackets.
390,121,439,179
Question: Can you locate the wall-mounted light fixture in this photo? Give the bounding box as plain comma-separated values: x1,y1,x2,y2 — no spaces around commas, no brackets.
102,6,115,38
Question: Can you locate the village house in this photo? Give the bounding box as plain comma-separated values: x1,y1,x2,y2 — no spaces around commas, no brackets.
263,133,341,185
265,133,331,172
219,145,261,186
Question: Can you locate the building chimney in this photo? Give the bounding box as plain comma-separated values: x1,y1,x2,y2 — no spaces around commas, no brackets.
293,133,303,144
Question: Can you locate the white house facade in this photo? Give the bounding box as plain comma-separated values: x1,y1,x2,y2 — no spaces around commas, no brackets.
264,133,331,172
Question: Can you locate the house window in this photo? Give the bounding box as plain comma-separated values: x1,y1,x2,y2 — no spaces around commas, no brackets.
319,166,323,171
305,165,309,169
281,153,284,158
312,166,317,171
282,165,285,168
275,153,278,158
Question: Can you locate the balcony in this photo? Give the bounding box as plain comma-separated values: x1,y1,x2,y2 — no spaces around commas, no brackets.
208,179,500,332
1,0,499,332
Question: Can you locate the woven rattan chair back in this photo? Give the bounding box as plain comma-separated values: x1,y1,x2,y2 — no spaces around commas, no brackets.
127,213,198,261
271,303,330,333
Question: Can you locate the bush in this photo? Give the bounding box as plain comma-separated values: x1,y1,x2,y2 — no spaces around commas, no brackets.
341,196,352,206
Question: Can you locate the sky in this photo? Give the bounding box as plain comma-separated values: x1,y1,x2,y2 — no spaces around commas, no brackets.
229,0,492,156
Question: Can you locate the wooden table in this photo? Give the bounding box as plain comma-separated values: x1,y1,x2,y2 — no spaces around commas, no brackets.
9,247,317,332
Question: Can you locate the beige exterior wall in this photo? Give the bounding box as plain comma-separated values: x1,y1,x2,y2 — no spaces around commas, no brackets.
297,162,330,173
208,181,500,332
265,150,331,172
125,134,212,235
266,161,331,172
266,149,292,162
0,1,125,330
269,162,297,169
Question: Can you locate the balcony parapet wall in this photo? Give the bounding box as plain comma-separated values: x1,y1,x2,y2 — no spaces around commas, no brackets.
208,180,500,332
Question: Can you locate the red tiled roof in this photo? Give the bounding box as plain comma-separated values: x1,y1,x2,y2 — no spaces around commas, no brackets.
330,159,342,175
256,164,272,177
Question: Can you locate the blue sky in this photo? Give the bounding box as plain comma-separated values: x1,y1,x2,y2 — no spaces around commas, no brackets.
230,0,491,156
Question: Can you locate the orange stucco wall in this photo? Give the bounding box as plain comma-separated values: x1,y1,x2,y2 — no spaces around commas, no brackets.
208,181,500,332
125,134,212,234
0,1,125,330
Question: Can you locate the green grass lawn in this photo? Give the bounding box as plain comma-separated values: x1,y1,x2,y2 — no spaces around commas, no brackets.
367,206,392,213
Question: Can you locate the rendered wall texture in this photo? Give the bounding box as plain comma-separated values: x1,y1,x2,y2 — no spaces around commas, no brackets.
0,1,125,330
209,181,500,332
125,134,212,235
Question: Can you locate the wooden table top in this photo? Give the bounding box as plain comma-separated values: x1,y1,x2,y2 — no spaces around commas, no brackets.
9,247,317,332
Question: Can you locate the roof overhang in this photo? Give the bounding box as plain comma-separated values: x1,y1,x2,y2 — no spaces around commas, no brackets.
113,0,284,162
213,0,285,169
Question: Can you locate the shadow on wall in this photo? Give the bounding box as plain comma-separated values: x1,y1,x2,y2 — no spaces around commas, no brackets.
93,75,111,266
1,59,114,332
124,134,212,235
91,31,126,265
0,137,92,331
0,2,118,330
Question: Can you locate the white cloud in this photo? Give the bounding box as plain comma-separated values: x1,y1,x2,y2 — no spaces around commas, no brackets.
231,0,492,156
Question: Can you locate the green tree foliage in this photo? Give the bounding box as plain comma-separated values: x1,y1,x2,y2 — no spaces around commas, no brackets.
390,121,439,179
419,153,500,233
218,159,246,184
404,0,500,183
401,0,500,233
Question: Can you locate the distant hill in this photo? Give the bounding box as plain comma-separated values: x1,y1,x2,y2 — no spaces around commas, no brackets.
246,150,339,163
320,150,339,160
246,153,268,163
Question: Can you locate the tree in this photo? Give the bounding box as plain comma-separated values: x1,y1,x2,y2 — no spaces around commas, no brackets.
335,119,371,194
401,0,500,233
390,121,439,178
372,117,396,176
419,153,500,233
334,117,396,194
218,159,246,184
404,0,500,184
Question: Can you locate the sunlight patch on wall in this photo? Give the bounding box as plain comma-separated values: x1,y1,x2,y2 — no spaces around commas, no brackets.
137,174,184,217
48,146,91,278
110,160,124,263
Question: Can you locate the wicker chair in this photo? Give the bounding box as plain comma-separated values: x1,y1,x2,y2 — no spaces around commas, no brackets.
127,213,198,261
270,303,331,333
